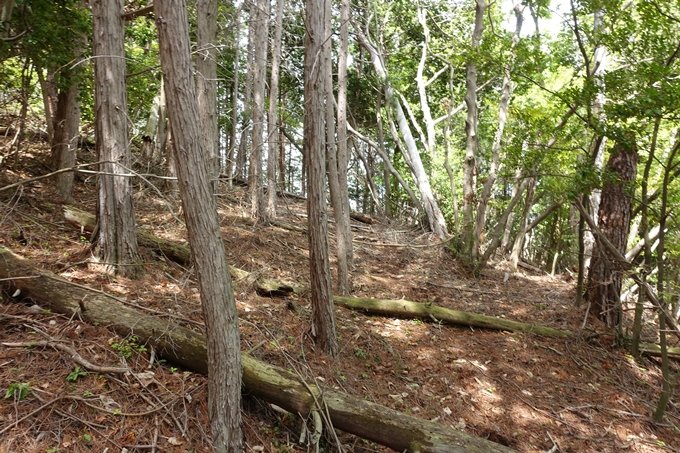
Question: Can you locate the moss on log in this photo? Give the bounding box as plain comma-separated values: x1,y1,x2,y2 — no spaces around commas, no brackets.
0,245,517,453
333,296,573,337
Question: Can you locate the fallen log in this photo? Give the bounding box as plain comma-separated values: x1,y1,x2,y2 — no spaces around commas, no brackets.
333,297,680,359
637,343,680,359
0,245,516,453
63,206,294,297
333,296,573,337
350,211,378,225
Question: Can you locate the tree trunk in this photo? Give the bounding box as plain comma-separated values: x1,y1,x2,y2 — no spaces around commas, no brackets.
509,176,537,270
141,88,161,162
376,91,392,217
462,0,487,260
305,0,337,356
267,0,285,218
355,27,448,239
354,141,383,216
0,245,517,453
586,137,638,328
155,2,243,451
196,0,219,191
227,3,242,182
443,69,460,231
326,0,353,295
249,0,270,220
235,4,256,180
472,0,522,259
416,7,436,159
632,119,660,355
323,0,349,294
348,123,424,214
336,0,353,259
278,125,286,189
154,77,168,165
163,117,179,196
475,175,530,275
92,0,141,278
51,69,81,202
37,67,57,143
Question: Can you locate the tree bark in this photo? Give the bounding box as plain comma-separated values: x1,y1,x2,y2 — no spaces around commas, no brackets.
227,3,242,182
235,3,256,180
155,2,243,451
586,137,638,328
196,0,219,190
0,244,516,453
323,0,350,294
37,67,57,142
249,0,270,220
51,68,81,202
267,0,285,218
462,0,487,260
475,175,530,275
305,0,337,356
92,0,141,278
141,88,162,162
337,0,353,258
326,0,353,295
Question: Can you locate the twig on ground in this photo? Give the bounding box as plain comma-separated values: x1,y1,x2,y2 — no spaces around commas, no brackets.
4,338,129,374
0,396,63,436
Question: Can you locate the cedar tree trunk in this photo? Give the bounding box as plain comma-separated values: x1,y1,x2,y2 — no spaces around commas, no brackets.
305,0,338,356
155,2,243,452
92,0,141,278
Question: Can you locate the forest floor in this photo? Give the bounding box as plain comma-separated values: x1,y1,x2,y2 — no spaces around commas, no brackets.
0,145,679,453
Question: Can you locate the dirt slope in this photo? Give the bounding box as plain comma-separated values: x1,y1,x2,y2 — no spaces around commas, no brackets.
0,148,678,453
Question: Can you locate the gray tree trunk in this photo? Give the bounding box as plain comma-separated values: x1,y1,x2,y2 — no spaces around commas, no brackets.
473,0,523,259
249,0,269,220
92,0,141,278
324,0,352,294
336,0,353,269
37,67,57,142
267,0,285,217
355,28,448,238
462,0,487,260
510,176,537,270
235,1,256,180
227,4,242,182
51,69,81,202
305,0,337,356
155,2,243,452
196,0,219,191
376,91,392,217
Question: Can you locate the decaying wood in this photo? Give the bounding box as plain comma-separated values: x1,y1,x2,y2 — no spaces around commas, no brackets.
334,296,573,337
63,206,294,297
0,245,516,453
350,211,378,225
